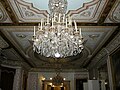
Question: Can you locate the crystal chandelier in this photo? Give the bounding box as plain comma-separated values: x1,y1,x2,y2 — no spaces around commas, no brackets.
33,0,84,58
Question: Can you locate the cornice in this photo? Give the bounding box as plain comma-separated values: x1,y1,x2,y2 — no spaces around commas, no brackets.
106,30,120,54
0,30,34,67
98,0,117,24
0,0,18,23
88,30,120,69
0,23,119,26
30,68,88,73
0,59,31,70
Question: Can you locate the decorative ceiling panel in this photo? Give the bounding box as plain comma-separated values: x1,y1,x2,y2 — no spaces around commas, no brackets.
6,0,108,23
0,35,9,49
1,26,33,52
1,26,116,54
2,48,23,61
0,2,12,23
68,0,108,23
12,32,32,50
22,0,93,11
0,26,117,68
7,0,48,22
82,26,117,54
105,0,120,23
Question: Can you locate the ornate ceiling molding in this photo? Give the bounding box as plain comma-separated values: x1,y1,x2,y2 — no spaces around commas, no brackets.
88,49,107,69
106,30,120,53
2,48,23,61
3,0,109,23
0,0,18,23
89,26,117,56
0,2,12,23
88,30,120,69
7,0,48,22
0,0,119,70
0,22,119,26
105,0,120,23
0,35,9,49
1,59,31,70
94,56,107,69
0,27,35,67
97,0,117,24
30,68,87,72
67,0,108,23
0,26,117,69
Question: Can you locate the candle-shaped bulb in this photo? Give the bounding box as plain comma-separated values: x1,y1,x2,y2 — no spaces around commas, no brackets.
74,20,77,32
54,16,55,22
58,13,61,22
52,18,54,27
63,14,65,23
80,28,81,35
69,17,72,25
66,18,68,28
80,28,82,38
34,26,35,36
38,23,40,26
47,15,49,24
41,19,43,30
68,16,70,24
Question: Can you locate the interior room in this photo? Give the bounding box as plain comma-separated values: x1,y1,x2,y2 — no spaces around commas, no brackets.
0,0,120,90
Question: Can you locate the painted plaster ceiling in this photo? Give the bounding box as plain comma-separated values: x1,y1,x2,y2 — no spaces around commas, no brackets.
0,0,120,70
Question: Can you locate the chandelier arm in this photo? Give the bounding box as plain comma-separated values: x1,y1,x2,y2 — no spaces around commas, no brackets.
32,0,84,58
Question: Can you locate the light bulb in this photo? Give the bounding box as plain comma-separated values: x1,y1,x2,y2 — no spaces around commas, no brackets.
55,52,60,58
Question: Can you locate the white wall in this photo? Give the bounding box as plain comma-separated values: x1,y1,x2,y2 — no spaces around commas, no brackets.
83,82,88,90
88,80,100,90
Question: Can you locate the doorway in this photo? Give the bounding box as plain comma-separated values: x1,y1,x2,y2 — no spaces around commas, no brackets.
51,86,65,90
42,80,70,90
76,79,87,90
0,66,15,90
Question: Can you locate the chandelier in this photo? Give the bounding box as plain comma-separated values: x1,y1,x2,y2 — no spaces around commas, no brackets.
52,73,64,86
33,0,84,58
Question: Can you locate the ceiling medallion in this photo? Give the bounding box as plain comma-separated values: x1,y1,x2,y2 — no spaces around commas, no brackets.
32,0,84,58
